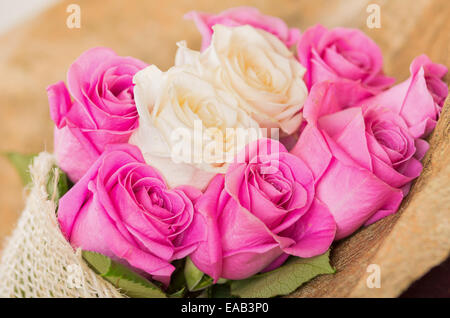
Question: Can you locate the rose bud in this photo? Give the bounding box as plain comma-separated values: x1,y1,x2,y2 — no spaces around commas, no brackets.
297,24,395,93
189,138,336,281
185,6,301,51
48,47,147,182
57,144,204,286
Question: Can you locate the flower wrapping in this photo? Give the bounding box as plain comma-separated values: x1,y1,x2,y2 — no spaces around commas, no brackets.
0,153,124,298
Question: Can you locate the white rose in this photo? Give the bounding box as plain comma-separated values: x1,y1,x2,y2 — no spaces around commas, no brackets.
176,24,308,135
129,64,261,190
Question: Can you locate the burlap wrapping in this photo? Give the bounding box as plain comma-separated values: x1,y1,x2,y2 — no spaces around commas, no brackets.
0,152,124,298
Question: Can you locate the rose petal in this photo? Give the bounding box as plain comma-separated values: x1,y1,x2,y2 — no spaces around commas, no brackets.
281,199,336,257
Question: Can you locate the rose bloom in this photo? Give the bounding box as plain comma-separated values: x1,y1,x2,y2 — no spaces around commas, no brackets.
48,47,146,182
129,64,262,190
297,24,394,93
57,144,204,286
361,55,448,138
176,25,308,135
189,139,336,280
291,67,446,238
185,6,301,51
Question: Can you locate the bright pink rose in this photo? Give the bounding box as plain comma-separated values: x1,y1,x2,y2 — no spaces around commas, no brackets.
185,7,301,51
189,139,336,281
48,47,147,182
297,24,395,92
57,144,203,286
361,55,448,138
291,78,439,239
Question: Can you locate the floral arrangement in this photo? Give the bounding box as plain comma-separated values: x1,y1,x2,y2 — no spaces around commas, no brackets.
5,7,448,298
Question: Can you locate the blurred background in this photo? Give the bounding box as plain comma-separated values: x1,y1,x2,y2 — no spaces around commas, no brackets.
0,1,59,35
0,0,448,296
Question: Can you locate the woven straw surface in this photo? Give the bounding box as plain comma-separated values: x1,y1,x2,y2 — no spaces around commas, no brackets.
0,152,124,298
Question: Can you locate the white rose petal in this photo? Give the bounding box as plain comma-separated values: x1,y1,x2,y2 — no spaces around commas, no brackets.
176,25,308,135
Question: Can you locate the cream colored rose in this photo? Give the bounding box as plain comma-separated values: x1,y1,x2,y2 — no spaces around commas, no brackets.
175,25,308,135
129,64,261,189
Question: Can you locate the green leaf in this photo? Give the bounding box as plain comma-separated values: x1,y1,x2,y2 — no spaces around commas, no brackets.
4,152,37,185
184,257,214,292
46,166,71,203
4,152,71,203
193,276,214,292
166,259,186,297
82,250,167,298
168,287,185,298
230,251,335,298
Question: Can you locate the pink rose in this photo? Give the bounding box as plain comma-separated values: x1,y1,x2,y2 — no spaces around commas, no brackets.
57,144,203,286
48,47,147,182
291,78,438,239
189,139,336,281
362,106,426,194
297,24,395,92
362,55,448,138
185,7,301,51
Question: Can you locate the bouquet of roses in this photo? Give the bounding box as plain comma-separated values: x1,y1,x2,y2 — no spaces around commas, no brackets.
0,7,447,298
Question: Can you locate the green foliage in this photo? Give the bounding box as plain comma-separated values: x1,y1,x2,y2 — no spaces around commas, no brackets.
184,257,214,292
46,166,71,203
4,152,36,185
230,251,334,298
82,250,167,298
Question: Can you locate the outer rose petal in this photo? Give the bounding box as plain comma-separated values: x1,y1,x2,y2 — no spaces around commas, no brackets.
281,199,336,257
219,197,288,279
291,125,403,239
262,253,290,273
303,80,373,124
221,244,283,280
361,54,448,138
410,55,448,107
218,181,333,278
370,153,419,189
53,126,99,181
52,110,135,181
316,155,402,239
414,139,429,160
318,107,372,171
48,81,72,127
189,175,225,281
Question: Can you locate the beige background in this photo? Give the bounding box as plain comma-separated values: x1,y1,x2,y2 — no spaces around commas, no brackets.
0,0,59,35
0,0,449,296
